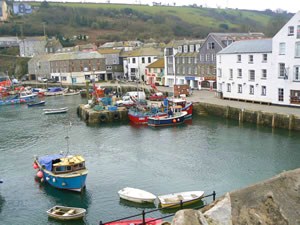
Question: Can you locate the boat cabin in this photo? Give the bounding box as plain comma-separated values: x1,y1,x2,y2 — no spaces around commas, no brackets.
37,154,86,174
52,155,86,174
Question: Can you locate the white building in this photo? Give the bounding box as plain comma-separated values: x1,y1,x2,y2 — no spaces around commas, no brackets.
217,11,300,107
271,11,300,106
122,47,163,82
217,39,272,103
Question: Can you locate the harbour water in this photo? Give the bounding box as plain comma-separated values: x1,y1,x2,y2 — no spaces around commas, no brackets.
0,95,300,225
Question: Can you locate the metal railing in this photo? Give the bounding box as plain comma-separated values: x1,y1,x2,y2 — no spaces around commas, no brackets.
99,191,216,225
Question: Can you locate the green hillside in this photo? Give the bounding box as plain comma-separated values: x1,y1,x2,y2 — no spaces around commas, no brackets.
1,2,293,45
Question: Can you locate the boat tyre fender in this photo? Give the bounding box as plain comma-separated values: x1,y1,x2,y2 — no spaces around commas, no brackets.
99,113,108,122
113,112,120,120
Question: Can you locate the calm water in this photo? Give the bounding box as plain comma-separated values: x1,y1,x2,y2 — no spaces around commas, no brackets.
0,95,300,225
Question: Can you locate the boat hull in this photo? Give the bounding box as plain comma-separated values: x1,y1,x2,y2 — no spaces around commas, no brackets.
47,205,86,220
148,112,187,127
128,112,148,124
158,191,204,208
118,187,156,203
27,101,45,107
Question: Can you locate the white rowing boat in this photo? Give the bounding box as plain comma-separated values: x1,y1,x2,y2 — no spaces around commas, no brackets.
47,205,86,220
158,191,204,208
118,187,157,203
43,107,68,114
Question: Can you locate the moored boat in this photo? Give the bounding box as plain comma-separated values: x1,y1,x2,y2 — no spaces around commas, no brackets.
118,187,157,203
27,100,46,107
105,218,163,225
43,107,68,114
47,205,86,220
128,106,167,125
158,191,205,208
147,109,187,127
33,154,88,192
164,97,193,119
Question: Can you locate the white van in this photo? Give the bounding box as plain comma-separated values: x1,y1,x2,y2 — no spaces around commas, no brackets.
116,91,146,106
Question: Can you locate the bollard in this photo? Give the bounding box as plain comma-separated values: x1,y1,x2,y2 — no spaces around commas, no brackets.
180,200,183,209
213,191,216,201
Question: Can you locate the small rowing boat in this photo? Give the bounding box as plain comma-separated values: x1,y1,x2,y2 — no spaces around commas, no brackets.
27,101,46,107
47,205,86,220
43,107,68,114
158,191,204,208
118,187,157,203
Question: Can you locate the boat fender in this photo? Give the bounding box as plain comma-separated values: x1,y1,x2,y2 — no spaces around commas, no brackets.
113,112,120,120
173,119,176,123
46,177,50,181
99,113,108,122
53,178,56,183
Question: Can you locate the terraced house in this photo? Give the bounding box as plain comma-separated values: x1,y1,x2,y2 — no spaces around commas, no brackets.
164,39,203,88
198,32,265,90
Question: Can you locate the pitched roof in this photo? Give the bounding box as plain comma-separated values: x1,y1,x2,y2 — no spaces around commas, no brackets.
146,58,164,68
166,39,205,48
122,47,163,57
49,51,104,61
98,48,122,54
210,32,265,48
218,39,272,54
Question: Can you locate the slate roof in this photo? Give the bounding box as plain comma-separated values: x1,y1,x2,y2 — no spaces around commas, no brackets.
165,39,205,48
218,39,272,54
121,47,163,57
146,58,164,68
49,51,104,61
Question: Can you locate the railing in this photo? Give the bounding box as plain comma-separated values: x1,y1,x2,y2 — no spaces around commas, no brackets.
99,191,216,225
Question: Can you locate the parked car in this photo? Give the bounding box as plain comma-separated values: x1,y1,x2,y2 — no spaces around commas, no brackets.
149,92,166,101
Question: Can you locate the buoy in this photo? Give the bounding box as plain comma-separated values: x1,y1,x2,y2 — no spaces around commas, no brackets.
33,163,39,169
52,178,56,183
173,119,176,123
37,170,43,178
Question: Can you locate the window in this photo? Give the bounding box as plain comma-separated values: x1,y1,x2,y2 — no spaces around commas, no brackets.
218,68,222,77
227,83,231,92
182,67,186,74
178,46,182,53
237,55,241,62
132,58,136,63
168,57,173,64
206,54,210,61
189,45,195,52
183,45,188,53
148,57,151,63
182,57,185,63
262,69,267,79
188,57,191,64
279,43,286,55
208,42,215,49
176,57,180,64
188,67,192,74
142,57,145,63
238,84,242,93
295,42,300,57
211,54,216,61
229,69,233,79
262,54,267,62
297,25,300,39
194,57,198,63
294,66,300,81
261,86,266,96
279,63,285,77
248,55,253,63
249,70,255,81
237,69,242,78
196,44,201,52
278,88,284,102
249,85,254,95
176,67,180,74
288,26,294,36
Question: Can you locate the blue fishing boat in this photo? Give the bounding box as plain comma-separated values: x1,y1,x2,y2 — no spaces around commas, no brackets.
148,108,187,127
33,154,88,192
27,100,46,107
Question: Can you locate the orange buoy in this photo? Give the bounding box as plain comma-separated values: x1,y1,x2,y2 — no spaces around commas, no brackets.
173,119,176,123
33,163,39,169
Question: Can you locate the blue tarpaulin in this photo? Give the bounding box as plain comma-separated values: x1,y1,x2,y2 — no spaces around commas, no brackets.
38,154,63,171
47,87,63,92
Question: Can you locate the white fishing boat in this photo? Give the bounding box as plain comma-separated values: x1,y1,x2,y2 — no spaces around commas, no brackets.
47,205,86,220
118,187,157,203
63,91,80,96
43,107,68,114
158,191,205,208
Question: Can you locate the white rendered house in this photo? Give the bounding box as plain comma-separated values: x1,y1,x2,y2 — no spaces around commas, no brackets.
271,11,300,106
217,39,272,103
